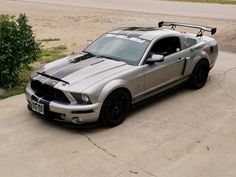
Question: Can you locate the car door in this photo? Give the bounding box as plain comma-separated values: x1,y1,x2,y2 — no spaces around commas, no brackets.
142,36,188,92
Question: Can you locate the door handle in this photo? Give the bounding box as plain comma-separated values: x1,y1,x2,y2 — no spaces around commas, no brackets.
177,56,190,62
177,57,185,61
186,56,191,60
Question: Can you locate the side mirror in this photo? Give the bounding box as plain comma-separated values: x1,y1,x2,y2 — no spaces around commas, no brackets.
146,54,164,64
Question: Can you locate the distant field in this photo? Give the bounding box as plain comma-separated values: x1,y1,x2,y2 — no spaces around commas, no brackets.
169,0,236,4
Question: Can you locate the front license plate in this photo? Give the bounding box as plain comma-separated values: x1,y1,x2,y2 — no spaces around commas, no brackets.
31,101,44,115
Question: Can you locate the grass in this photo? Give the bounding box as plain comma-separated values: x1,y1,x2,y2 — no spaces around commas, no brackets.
0,45,67,100
39,38,60,42
39,45,67,63
0,66,33,99
168,0,236,4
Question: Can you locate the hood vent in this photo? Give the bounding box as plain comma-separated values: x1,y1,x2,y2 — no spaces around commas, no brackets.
71,53,94,63
90,60,104,66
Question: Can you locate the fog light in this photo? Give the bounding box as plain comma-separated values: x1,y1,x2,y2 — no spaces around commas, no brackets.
71,117,81,124
60,114,66,120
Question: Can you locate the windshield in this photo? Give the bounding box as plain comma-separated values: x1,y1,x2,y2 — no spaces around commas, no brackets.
84,33,150,66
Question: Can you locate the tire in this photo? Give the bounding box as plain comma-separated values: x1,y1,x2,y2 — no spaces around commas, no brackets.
99,89,131,127
188,60,210,89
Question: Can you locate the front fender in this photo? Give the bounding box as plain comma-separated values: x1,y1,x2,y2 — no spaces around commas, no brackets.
98,79,130,102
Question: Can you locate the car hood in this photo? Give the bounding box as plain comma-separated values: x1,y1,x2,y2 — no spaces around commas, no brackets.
38,54,133,92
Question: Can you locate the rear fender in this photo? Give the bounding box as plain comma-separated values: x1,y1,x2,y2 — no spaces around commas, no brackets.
185,50,210,76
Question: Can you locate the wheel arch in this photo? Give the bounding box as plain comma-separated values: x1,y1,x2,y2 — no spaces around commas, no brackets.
98,84,132,127
188,58,210,89
98,79,132,103
186,54,210,76
194,58,210,69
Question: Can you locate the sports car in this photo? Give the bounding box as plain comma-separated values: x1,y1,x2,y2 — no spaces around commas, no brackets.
25,21,218,127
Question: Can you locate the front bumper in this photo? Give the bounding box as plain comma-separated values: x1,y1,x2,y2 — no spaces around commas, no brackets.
25,83,101,124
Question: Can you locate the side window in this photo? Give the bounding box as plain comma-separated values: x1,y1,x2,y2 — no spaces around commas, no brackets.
186,38,197,47
182,37,197,49
149,37,181,57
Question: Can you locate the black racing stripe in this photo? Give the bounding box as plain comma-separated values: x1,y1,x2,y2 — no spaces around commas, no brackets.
50,57,103,79
115,30,141,37
30,93,50,106
127,31,145,38
38,98,50,107
37,72,69,84
50,64,84,79
43,61,73,76
29,95,50,118
35,75,48,83
31,94,39,102
111,27,157,39
43,79,60,87
43,53,94,76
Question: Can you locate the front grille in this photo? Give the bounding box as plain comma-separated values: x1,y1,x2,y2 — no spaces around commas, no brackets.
31,79,70,103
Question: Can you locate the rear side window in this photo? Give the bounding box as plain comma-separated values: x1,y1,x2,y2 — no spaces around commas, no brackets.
149,36,181,56
186,37,197,47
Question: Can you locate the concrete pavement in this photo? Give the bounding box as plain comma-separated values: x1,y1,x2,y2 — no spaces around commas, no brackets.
0,51,236,177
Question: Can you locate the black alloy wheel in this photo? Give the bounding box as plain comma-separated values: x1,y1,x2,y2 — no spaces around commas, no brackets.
100,89,131,127
189,60,210,89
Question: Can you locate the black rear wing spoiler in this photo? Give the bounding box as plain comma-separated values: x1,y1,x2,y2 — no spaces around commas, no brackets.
158,21,217,37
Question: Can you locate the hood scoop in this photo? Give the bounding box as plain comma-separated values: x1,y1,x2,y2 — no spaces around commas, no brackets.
70,53,94,63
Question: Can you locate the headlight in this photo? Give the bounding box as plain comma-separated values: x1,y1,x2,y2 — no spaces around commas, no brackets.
71,93,92,105
82,94,90,103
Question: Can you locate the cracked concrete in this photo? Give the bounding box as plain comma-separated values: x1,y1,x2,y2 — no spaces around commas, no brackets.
1,0,236,176
79,133,117,158
219,66,236,102
79,133,158,177
0,51,236,177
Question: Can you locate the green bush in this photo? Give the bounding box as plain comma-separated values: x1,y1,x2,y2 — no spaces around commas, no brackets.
0,14,40,88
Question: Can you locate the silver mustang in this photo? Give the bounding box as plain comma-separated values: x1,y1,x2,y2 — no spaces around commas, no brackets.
25,21,218,127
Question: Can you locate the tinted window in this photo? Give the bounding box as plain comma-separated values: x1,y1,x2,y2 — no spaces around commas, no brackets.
84,33,150,66
186,38,197,47
149,37,181,56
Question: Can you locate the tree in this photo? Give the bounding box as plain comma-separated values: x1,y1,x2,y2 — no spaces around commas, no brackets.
0,14,40,88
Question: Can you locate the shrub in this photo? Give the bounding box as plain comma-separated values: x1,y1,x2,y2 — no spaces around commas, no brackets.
0,14,40,88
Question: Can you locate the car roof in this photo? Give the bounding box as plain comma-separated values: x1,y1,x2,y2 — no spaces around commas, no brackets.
108,27,180,41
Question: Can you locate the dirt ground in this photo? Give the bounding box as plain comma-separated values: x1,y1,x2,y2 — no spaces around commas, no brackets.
0,0,236,177
1,0,236,53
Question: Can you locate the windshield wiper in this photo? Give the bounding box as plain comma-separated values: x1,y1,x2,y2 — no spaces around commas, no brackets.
83,51,95,56
97,55,123,62
96,55,112,60
84,51,122,62
84,51,112,60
